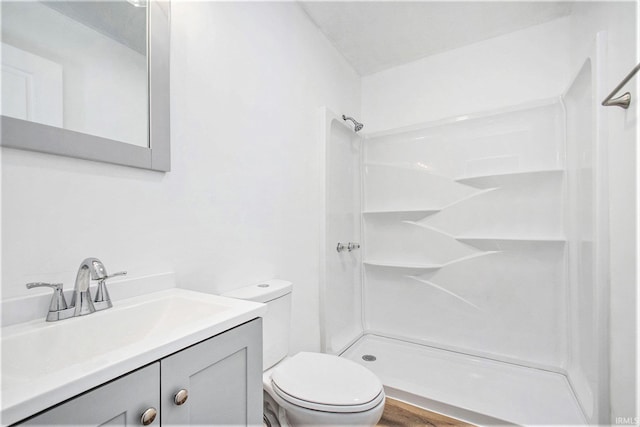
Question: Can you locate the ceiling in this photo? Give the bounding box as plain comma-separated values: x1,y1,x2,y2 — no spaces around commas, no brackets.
299,1,573,76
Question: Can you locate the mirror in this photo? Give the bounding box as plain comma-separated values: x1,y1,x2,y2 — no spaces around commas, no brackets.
0,0,170,171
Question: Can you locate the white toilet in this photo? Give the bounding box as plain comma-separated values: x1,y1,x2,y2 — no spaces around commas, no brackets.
224,280,385,426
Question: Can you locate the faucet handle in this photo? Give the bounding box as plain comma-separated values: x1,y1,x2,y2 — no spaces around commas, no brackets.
26,282,68,313
26,282,63,291
104,271,127,280
94,271,127,310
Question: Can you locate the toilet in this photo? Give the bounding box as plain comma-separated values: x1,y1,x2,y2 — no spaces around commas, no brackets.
223,280,385,426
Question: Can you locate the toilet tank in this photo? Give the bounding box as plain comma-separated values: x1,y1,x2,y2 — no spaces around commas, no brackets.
223,279,292,370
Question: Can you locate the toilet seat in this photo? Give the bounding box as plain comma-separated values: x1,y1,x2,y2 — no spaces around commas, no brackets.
270,352,384,413
271,382,384,413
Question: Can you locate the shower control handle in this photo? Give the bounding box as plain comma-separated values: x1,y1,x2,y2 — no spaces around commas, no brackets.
336,242,361,252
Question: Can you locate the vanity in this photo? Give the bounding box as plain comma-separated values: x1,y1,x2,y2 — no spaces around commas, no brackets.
1,284,267,426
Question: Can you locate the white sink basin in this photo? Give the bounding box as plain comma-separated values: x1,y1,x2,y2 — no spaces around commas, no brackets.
1,288,266,425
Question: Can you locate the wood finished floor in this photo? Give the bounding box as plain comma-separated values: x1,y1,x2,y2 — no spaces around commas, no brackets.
377,398,476,427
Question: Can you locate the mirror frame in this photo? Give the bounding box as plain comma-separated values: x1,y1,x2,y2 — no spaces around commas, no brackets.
0,1,171,172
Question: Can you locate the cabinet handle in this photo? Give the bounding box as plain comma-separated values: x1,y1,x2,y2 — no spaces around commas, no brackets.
140,407,157,425
174,389,189,406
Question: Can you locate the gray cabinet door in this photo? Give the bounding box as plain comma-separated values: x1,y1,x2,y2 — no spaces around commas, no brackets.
160,319,263,426
20,363,160,426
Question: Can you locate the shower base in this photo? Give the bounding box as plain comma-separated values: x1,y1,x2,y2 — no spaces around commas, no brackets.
341,334,585,426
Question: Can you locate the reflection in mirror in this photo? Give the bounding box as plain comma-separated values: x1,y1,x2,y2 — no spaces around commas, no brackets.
1,1,148,147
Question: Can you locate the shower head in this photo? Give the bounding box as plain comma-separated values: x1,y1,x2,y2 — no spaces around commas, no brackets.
342,115,364,132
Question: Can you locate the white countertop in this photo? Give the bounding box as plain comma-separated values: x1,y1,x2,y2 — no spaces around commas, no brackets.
1,288,266,425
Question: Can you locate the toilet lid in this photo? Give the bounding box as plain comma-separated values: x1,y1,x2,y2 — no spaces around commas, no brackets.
271,352,383,412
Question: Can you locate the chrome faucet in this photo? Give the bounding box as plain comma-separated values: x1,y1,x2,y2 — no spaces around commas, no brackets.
72,258,103,316
26,258,126,321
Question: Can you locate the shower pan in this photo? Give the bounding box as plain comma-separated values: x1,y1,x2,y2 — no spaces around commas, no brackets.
320,34,609,426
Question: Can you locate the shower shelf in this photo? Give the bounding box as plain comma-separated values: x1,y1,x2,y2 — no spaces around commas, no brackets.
362,208,441,215
362,189,496,218
364,161,441,172
455,169,565,189
363,260,442,270
457,237,566,243
363,252,500,270
456,237,566,251
363,162,453,180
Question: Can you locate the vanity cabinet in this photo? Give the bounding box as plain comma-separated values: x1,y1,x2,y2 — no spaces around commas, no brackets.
161,317,263,425
18,319,262,426
21,364,160,426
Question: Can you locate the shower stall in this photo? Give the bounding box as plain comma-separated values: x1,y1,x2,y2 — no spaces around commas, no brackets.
320,34,611,425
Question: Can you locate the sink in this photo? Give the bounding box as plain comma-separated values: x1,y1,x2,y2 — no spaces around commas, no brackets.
1,288,266,425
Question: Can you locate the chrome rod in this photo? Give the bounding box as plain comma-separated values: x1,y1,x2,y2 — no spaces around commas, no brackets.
602,62,640,109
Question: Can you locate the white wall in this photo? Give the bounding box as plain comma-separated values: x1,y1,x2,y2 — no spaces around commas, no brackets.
568,2,638,422
0,1,361,354
362,17,572,132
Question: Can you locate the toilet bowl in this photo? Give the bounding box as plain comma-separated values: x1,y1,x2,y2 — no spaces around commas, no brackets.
224,280,385,426
264,352,385,426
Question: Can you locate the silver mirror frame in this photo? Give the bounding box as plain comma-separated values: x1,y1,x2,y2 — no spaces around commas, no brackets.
0,1,171,172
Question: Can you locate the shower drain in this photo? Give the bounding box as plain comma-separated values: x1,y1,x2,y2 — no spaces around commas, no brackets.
361,354,377,362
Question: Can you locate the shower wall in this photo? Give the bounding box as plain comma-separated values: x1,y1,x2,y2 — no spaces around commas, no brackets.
320,111,363,354
362,18,572,132
564,43,609,423
567,3,639,421
362,101,567,369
